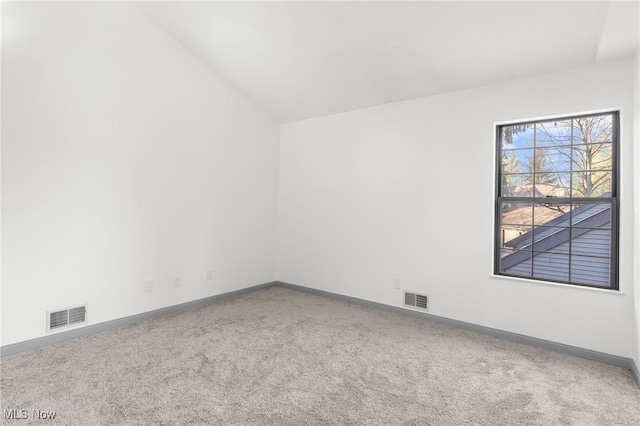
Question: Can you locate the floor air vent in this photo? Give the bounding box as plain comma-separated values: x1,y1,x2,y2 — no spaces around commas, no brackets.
47,305,87,332
404,292,428,310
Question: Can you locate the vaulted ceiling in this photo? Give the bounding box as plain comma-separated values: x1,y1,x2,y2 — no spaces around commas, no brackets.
135,1,640,124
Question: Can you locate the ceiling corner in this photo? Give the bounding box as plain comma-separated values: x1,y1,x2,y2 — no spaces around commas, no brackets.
596,0,640,63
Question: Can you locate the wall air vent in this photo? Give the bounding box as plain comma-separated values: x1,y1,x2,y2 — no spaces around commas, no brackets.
47,305,87,332
404,292,428,310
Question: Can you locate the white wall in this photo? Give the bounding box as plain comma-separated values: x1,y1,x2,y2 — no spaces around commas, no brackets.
278,58,636,357
1,3,279,346
633,50,640,368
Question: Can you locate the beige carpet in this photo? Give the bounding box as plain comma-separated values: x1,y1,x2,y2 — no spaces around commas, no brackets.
1,286,639,425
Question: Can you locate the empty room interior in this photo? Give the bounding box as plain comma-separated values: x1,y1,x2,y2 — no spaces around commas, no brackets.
2,0,640,424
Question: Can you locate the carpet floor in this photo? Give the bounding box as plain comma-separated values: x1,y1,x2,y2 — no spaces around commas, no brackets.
1,286,639,425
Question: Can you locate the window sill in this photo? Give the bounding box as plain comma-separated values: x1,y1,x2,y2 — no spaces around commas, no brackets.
490,274,626,295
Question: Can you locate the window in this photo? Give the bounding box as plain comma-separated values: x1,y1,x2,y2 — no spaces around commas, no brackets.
495,112,619,289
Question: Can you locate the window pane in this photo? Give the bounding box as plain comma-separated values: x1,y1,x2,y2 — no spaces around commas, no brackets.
571,171,611,198
571,203,611,228
535,173,570,197
573,115,612,144
572,143,612,172
571,229,611,257
570,255,610,287
502,125,534,150
538,146,571,173
501,225,532,248
532,203,571,226
535,120,572,147
532,226,570,254
502,174,532,197
533,253,569,281
500,249,532,276
501,201,532,226
501,149,529,174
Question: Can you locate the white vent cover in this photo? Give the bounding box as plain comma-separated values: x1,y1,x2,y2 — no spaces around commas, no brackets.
47,305,87,332
404,292,428,310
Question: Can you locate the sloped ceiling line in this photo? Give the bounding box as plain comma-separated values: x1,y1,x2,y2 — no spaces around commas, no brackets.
135,1,640,124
